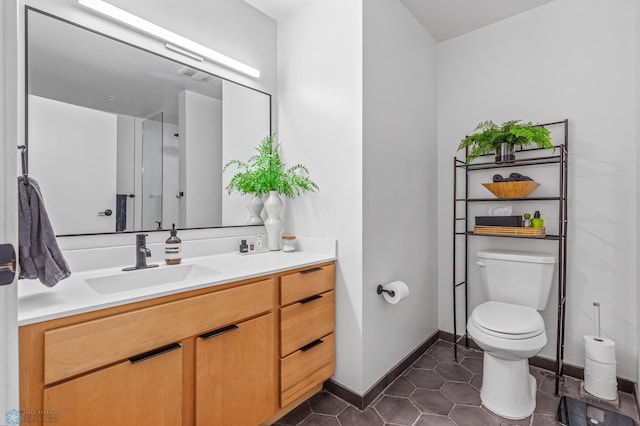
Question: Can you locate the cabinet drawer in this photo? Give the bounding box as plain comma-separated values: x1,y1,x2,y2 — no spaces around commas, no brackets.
44,278,274,385
280,333,334,407
280,264,334,306
280,290,334,357
44,342,183,426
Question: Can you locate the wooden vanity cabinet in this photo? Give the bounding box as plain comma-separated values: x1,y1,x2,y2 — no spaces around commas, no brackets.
19,261,335,426
195,313,275,425
43,342,183,426
278,264,335,407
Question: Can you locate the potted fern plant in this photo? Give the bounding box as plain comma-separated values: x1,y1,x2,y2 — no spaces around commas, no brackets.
224,135,318,250
458,120,554,164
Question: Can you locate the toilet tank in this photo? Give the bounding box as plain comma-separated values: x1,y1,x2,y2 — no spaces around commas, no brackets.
477,250,556,310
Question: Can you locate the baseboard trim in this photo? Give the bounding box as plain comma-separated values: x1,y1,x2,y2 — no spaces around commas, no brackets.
324,330,440,409
325,330,636,410
440,331,636,395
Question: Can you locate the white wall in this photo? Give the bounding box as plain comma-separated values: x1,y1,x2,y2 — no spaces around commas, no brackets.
116,115,134,198
636,0,640,395
279,0,440,394
28,95,118,235
141,113,164,230
221,80,271,226
178,91,222,228
162,122,179,229
278,0,365,393
361,0,439,392
116,115,136,231
1,0,20,415
437,0,638,380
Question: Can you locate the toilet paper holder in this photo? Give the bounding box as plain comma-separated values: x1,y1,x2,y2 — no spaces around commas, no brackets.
376,284,395,298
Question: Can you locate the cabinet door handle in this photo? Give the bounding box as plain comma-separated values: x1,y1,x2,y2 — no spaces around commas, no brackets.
129,342,181,364
199,324,239,340
300,339,324,352
299,294,323,304
300,267,322,275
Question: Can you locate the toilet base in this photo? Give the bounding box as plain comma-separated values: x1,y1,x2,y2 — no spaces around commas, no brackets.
480,351,537,419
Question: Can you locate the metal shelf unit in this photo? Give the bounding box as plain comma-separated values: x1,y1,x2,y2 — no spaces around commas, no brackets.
452,119,568,396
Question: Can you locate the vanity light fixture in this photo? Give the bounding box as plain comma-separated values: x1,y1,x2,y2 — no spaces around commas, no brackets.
77,0,261,78
165,43,203,62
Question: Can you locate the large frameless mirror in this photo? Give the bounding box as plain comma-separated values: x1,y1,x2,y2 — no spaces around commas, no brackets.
26,8,271,236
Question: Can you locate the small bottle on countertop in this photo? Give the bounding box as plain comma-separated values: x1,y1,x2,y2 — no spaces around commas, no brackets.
239,239,249,253
249,239,255,252
165,224,182,265
256,233,263,251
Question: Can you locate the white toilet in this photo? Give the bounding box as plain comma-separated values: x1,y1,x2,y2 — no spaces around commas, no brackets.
467,250,556,419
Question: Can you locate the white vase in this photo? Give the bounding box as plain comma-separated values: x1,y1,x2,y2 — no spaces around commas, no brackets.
264,191,283,251
246,195,264,225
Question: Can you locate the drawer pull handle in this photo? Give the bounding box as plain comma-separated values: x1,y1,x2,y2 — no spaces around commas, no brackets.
300,339,324,352
299,294,323,304
300,267,322,275
200,324,239,340
129,342,181,364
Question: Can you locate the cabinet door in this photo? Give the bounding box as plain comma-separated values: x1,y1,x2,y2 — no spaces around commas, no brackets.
43,343,182,426
195,313,276,426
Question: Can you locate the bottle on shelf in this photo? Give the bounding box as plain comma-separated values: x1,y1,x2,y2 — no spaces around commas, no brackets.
531,211,544,229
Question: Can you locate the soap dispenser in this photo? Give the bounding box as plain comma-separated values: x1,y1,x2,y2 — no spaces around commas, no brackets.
165,224,182,265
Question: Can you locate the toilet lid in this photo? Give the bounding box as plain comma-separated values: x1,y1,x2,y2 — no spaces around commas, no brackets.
471,301,545,339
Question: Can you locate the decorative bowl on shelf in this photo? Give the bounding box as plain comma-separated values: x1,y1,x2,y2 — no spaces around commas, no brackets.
482,181,540,199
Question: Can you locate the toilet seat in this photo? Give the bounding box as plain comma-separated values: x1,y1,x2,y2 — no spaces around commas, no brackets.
470,301,544,340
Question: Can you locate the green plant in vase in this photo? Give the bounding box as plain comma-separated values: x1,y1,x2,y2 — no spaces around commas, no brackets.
458,120,554,164
224,135,318,197
223,135,318,250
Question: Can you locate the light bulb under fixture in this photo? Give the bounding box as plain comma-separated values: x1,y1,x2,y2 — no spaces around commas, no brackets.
77,0,261,78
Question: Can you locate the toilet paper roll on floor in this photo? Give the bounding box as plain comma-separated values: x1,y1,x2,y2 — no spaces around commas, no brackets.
583,335,617,400
382,281,410,304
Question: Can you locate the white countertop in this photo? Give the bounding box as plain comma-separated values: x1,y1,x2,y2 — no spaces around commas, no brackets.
18,249,335,326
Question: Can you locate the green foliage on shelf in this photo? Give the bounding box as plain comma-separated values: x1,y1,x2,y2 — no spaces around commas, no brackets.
223,135,319,198
458,120,554,164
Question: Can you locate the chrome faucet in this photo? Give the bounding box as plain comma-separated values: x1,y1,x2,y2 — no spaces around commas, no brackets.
123,234,159,271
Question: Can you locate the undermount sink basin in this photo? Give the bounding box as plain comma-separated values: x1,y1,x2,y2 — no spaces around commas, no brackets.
86,264,218,295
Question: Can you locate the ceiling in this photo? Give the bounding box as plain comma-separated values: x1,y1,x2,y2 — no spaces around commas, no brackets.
243,0,312,21
399,0,555,42
243,0,556,42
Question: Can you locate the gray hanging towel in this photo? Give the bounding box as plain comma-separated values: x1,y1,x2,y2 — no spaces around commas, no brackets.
18,176,71,287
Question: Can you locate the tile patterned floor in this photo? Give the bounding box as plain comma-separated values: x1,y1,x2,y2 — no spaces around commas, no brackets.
274,340,639,426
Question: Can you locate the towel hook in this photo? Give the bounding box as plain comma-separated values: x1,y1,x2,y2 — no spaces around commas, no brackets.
17,145,28,185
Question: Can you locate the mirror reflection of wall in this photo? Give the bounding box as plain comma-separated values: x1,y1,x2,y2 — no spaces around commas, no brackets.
26,8,271,236
141,112,164,231
28,95,118,235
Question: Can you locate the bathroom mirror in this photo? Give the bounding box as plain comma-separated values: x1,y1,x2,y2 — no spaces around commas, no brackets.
26,8,271,236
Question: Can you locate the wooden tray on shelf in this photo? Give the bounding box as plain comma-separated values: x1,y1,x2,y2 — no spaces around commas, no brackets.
473,226,546,238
